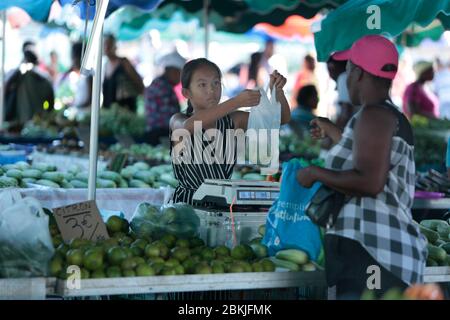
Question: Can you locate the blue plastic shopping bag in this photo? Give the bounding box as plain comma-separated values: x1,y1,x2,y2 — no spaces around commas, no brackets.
262,159,322,261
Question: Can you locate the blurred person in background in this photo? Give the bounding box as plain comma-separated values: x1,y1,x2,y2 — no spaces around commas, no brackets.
289,84,319,138
103,34,144,112
47,50,64,84
434,59,450,120
4,42,54,130
291,54,317,106
144,51,186,146
327,53,356,129
247,52,264,88
402,61,439,119
56,42,92,109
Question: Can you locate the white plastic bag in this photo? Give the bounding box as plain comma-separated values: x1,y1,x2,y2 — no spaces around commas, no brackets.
0,190,55,278
246,87,281,174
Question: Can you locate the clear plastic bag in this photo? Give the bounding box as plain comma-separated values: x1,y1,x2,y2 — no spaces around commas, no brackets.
0,190,55,278
246,87,281,174
130,203,200,239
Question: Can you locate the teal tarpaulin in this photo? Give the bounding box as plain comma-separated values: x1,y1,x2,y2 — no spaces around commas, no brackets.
314,0,450,61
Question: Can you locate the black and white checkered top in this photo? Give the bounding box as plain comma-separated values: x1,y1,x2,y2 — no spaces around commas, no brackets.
326,100,427,285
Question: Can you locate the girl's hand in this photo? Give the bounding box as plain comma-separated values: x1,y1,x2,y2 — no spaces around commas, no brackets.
269,70,287,91
234,89,261,108
297,166,317,188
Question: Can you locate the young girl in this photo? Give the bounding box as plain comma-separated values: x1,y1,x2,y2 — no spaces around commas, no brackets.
170,58,291,205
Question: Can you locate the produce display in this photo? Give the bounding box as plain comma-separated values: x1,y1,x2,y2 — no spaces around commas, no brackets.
0,161,178,189
417,219,450,267
279,134,321,160
77,104,146,138
410,115,450,171
47,209,281,279
109,143,171,164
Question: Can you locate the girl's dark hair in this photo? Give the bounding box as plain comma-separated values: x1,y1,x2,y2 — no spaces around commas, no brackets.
181,58,222,115
248,52,262,83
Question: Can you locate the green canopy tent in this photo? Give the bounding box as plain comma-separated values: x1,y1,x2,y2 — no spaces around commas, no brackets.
313,0,450,61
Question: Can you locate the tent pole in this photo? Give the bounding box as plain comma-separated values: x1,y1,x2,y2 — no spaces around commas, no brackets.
87,26,103,201
203,0,209,58
0,11,6,128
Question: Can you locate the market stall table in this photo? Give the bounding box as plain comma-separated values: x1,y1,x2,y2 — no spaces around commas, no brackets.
54,271,326,298
0,277,56,300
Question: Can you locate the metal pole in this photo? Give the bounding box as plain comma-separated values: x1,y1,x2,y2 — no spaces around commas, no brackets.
0,11,6,128
203,0,209,58
87,27,103,201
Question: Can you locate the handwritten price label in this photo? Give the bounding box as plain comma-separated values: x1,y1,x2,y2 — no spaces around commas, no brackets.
53,200,109,243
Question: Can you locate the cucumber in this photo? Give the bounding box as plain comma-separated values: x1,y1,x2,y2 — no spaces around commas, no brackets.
0,176,19,187
118,178,128,188
2,164,19,171
96,179,116,188
61,180,74,189
158,173,178,188
110,153,128,173
6,169,22,180
427,244,447,262
133,162,150,170
426,258,438,267
420,219,449,231
22,169,42,179
35,179,60,188
99,171,122,184
269,257,301,271
440,242,450,254
133,170,155,184
302,262,317,272
63,172,74,181
42,172,64,183
32,163,56,172
75,172,89,183
275,249,309,265
418,225,439,244
19,180,29,188
129,179,150,188
22,178,36,184
436,224,450,240
15,161,30,170
435,239,447,247
71,180,88,188
120,167,138,180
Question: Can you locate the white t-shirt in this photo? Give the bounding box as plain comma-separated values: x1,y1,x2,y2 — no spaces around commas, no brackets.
336,72,350,104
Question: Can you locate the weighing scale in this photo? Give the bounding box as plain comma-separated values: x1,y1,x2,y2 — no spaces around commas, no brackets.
192,179,280,247
192,179,280,208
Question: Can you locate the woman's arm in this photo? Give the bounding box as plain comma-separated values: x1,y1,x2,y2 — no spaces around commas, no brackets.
298,105,397,197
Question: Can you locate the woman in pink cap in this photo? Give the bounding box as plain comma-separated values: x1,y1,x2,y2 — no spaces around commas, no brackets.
297,35,427,299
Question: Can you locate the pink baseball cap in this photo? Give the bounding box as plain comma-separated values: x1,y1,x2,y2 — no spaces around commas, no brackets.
332,35,399,80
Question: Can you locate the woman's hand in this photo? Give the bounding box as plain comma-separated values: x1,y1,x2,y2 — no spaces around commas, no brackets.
310,117,342,144
234,89,261,108
297,166,318,188
269,70,287,91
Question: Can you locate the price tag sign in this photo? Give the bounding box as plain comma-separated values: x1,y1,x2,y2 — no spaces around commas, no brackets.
53,200,110,243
